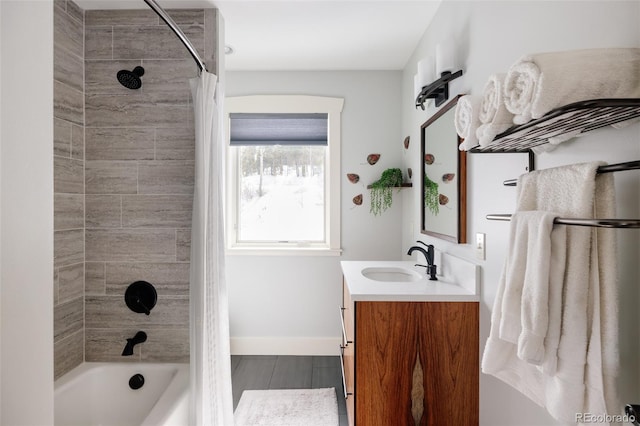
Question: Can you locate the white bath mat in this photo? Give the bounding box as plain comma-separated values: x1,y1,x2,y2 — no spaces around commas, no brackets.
234,388,339,426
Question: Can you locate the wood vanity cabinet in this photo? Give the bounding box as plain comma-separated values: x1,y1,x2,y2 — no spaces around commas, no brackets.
340,279,479,426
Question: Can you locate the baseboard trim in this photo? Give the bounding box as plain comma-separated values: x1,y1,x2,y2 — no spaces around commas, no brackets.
230,337,341,356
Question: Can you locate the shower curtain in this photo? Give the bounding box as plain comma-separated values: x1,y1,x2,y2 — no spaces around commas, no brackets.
189,71,234,425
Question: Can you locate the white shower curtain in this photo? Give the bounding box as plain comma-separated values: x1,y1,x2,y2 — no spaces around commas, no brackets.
189,71,234,425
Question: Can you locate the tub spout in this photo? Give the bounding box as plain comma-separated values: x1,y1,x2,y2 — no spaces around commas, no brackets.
122,331,147,356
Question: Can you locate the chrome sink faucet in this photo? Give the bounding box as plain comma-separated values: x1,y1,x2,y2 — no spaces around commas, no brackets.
407,241,438,281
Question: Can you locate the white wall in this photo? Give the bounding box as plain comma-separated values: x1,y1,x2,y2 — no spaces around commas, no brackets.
225,71,403,355
401,1,640,424
0,1,54,424
0,1,3,416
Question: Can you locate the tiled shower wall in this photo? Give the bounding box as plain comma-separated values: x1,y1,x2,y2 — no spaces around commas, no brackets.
53,3,219,378
83,8,217,363
54,0,85,380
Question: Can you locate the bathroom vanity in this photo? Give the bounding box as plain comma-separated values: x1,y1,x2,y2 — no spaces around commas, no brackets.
340,256,479,425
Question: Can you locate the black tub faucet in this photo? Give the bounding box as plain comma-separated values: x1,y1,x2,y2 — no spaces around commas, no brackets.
407,241,438,281
122,331,147,356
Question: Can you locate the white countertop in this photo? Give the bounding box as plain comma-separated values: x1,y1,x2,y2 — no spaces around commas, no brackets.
341,256,480,302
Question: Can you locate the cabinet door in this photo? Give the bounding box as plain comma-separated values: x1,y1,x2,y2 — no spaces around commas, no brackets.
342,279,355,346
342,281,355,425
356,302,420,426
419,302,479,425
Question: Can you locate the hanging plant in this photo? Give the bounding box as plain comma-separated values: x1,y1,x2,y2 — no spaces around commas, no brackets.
424,173,439,215
369,168,403,216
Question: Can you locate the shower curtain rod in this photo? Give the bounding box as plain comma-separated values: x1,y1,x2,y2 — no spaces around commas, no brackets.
143,0,208,73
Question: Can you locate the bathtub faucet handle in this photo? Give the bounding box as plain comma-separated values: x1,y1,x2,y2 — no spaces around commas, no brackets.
133,296,151,315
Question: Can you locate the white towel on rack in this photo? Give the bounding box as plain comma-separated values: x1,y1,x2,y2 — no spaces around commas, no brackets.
503,48,640,124
454,95,481,151
538,220,566,376
497,211,566,367
476,74,516,147
482,161,619,424
585,171,619,424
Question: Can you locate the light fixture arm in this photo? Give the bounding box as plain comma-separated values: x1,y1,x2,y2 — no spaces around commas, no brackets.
415,70,463,110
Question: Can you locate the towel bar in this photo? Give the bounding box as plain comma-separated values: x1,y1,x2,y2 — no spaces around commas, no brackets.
502,160,640,186
486,214,640,229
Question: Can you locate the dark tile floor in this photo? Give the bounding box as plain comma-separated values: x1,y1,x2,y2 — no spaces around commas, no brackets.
231,355,348,425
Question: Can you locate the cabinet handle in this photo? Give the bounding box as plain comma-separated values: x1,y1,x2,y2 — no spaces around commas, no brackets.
339,345,353,400
339,306,353,345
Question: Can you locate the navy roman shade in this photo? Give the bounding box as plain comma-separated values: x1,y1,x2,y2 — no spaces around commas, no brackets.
229,113,328,146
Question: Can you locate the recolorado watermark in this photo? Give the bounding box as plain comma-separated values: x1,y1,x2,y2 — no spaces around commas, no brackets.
575,412,636,423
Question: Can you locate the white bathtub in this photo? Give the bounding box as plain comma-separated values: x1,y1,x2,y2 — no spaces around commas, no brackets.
54,363,189,426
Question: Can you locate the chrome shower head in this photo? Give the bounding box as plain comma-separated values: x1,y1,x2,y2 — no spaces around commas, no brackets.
117,66,145,90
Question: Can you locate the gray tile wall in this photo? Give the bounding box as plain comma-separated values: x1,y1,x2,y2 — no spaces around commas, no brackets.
54,0,85,380
82,8,217,364
52,3,218,376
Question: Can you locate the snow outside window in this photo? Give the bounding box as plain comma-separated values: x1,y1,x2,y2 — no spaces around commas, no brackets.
225,96,343,255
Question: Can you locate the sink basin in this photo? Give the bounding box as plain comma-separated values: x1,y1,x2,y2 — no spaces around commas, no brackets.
361,266,422,282
342,258,479,302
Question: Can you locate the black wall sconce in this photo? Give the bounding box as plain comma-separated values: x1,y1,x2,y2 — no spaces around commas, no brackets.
414,39,463,110
415,70,464,110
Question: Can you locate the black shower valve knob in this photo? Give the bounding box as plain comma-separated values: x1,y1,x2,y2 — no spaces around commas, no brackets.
124,281,157,315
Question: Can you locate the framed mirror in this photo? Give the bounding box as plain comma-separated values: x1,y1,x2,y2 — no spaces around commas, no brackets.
421,95,467,243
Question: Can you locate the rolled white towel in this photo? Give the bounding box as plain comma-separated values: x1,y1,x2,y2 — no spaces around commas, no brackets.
454,95,481,151
503,48,640,124
476,73,515,146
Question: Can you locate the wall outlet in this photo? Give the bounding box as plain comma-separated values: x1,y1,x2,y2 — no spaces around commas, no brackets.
475,233,486,261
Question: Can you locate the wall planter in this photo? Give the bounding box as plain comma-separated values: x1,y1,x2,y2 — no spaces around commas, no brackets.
367,168,412,215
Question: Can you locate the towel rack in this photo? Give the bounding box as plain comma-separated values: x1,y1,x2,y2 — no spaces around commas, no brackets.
487,160,640,229
486,214,640,229
502,160,640,186
470,98,640,153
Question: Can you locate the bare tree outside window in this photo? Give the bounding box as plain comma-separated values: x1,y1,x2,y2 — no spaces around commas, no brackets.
238,145,325,242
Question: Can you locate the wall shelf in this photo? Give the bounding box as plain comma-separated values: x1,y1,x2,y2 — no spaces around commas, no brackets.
470,98,640,153
366,183,413,189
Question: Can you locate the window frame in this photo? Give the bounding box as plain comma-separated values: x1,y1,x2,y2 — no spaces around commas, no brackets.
224,95,344,256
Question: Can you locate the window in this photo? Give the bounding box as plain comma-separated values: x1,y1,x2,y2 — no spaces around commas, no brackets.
225,96,344,255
